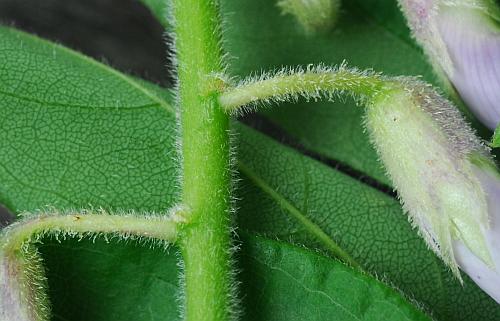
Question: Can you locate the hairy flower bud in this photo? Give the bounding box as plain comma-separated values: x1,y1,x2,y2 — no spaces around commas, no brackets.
399,0,500,129
0,245,50,321
453,162,500,303
365,79,499,297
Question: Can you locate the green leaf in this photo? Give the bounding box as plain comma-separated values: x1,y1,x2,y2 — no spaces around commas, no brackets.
140,0,170,29
39,235,430,321
40,239,180,321
0,27,178,212
0,25,425,321
0,25,497,321
492,125,500,148
235,124,500,321
138,3,500,317
238,235,430,321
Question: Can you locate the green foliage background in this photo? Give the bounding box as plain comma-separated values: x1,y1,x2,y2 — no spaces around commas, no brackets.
0,0,498,320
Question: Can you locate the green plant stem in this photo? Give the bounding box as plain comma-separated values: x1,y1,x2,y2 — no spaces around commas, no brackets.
219,67,385,112
0,211,179,321
172,1,233,321
1,211,179,253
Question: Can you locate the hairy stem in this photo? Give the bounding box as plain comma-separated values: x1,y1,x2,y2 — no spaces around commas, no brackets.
0,210,180,321
1,211,179,253
172,0,234,321
219,65,385,112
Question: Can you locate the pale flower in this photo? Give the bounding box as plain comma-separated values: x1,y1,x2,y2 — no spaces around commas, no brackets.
399,0,500,129
365,79,500,303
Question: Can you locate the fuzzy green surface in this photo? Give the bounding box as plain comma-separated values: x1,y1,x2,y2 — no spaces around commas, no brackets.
219,0,439,186
141,0,494,182
0,23,498,321
1,212,178,253
0,211,179,321
172,0,233,320
140,0,442,186
366,85,491,277
0,247,49,321
219,66,384,112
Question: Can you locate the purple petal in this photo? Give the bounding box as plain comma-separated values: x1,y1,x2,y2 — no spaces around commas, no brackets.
454,166,500,303
0,248,49,321
438,8,500,129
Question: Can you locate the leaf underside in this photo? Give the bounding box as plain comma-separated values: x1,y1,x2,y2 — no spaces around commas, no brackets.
40,235,429,321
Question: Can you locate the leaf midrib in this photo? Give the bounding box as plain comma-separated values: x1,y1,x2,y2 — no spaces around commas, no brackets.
0,87,161,110
4,27,175,115
237,161,361,268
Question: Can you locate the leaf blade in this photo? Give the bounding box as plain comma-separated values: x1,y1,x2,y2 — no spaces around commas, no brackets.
238,235,431,321
0,27,178,212
235,124,500,321
0,26,497,321
39,235,431,321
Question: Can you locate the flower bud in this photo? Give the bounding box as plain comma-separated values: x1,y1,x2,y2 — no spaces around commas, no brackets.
453,162,500,303
365,79,495,286
399,0,500,129
0,245,50,321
